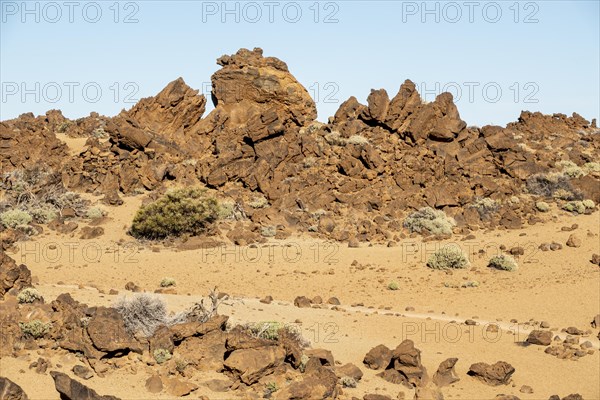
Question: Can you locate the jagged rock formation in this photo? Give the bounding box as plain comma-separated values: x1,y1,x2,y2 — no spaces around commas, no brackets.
1,47,599,244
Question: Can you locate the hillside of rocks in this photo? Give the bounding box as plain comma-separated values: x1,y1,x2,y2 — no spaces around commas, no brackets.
1,47,599,244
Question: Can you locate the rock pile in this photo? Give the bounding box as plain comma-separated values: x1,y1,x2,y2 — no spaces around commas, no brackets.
2,47,599,244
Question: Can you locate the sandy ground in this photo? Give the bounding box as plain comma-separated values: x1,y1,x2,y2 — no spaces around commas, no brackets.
1,182,599,398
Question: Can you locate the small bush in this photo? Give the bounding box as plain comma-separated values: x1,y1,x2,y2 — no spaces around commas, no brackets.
470,198,500,219
324,131,346,146
19,320,52,339
247,196,269,209
558,160,585,178
427,246,469,270
30,205,58,223
130,188,220,239
160,278,176,288
526,173,580,200
404,207,455,235
0,209,32,228
563,201,586,214
346,135,369,145
245,321,285,341
17,288,42,304
299,354,310,373
583,162,600,174
115,294,168,337
86,207,105,219
340,376,357,388
261,226,276,237
153,348,172,364
535,201,550,212
387,281,399,291
583,199,596,209
488,254,518,271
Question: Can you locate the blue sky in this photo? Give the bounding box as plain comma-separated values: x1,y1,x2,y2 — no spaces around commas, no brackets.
1,0,599,126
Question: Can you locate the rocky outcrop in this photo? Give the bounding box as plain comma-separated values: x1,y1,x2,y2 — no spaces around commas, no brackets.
0,253,31,300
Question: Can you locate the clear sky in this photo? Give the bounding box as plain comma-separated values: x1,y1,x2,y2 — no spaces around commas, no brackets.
1,0,599,126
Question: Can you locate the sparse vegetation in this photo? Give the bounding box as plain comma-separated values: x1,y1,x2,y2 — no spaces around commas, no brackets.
583,162,600,174
346,135,370,145
404,207,455,235
0,209,32,228
86,207,106,219
19,320,52,339
488,254,518,272
130,187,220,239
387,281,399,291
245,321,309,347
115,294,169,337
562,200,595,214
340,376,357,388
427,246,469,270
558,160,585,178
247,196,269,209
160,278,176,288
17,287,42,304
526,173,581,200
299,354,310,373
470,197,500,219
535,201,550,212
265,382,279,395
153,348,172,364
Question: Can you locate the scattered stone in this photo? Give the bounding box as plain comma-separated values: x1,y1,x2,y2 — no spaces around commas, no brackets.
327,297,341,305
0,376,29,400
50,371,120,399
293,296,312,308
566,234,582,248
259,295,273,304
363,344,393,370
72,365,94,380
520,385,534,394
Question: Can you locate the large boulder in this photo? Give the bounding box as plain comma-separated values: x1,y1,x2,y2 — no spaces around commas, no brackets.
223,345,286,385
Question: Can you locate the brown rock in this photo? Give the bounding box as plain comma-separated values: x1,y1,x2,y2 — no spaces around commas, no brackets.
164,377,198,397
72,365,93,380
566,234,582,248
526,330,552,346
50,371,120,399
467,361,515,386
86,307,142,354
0,376,29,400
145,375,163,393
223,346,286,385
432,357,459,386
363,344,393,370
0,253,32,300
294,296,312,308
336,363,363,381
79,227,104,240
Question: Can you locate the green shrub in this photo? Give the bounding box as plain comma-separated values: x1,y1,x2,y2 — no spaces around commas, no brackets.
488,254,518,271
17,288,42,304
160,278,176,288
387,281,399,291
247,196,269,209
427,246,469,270
19,320,52,339
130,188,220,239
563,201,586,214
265,382,279,393
558,160,585,178
30,205,58,223
470,198,500,219
404,207,455,235
535,201,550,212
582,199,596,209
153,348,172,364
340,376,357,388
0,209,32,228
583,162,600,174
86,207,106,219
